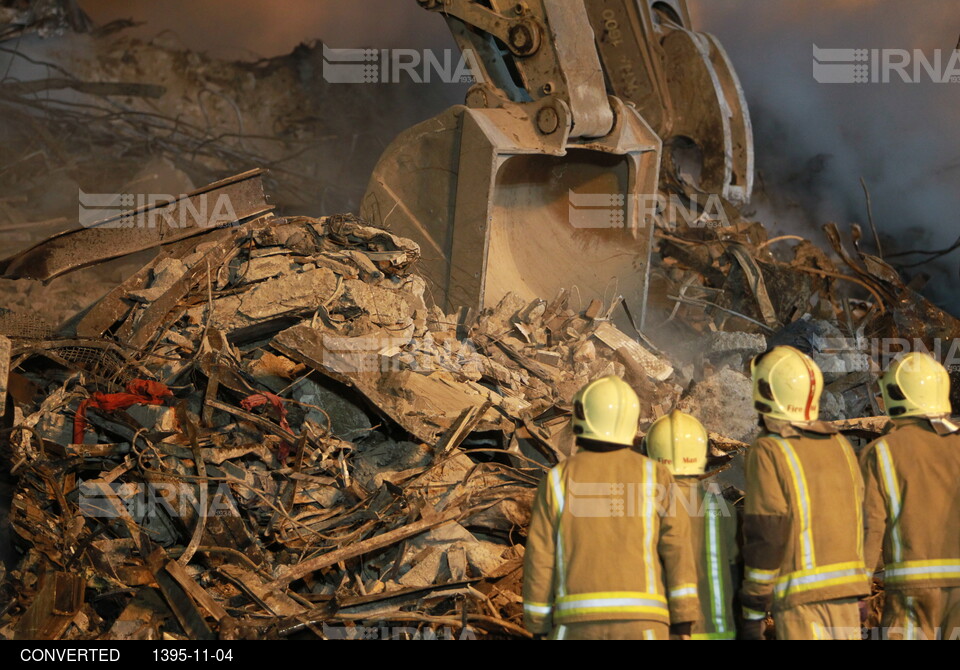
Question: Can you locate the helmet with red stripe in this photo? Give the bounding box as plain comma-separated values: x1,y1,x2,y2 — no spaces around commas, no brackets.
750,345,824,423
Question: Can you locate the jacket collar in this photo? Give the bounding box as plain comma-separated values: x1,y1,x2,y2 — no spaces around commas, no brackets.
576,437,631,453
761,415,839,438
892,415,960,436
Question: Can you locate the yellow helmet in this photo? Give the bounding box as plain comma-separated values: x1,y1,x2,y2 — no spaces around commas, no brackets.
881,352,952,419
750,345,824,422
571,376,641,446
645,410,708,475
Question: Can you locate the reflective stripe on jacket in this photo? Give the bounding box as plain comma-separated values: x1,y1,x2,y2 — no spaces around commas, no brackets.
741,430,870,616
522,448,700,634
861,419,960,590
674,477,740,639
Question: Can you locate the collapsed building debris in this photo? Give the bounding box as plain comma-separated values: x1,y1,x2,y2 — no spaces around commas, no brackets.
1,160,958,639
0,0,958,641
0,0,91,43
0,187,691,640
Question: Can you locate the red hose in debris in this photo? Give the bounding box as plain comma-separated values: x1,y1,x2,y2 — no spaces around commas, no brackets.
73,379,173,444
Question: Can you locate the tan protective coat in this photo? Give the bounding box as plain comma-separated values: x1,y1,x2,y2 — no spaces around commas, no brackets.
523,447,700,635
741,429,871,618
861,419,960,592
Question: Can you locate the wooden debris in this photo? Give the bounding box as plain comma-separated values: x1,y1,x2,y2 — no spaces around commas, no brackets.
218,565,305,617
272,506,464,588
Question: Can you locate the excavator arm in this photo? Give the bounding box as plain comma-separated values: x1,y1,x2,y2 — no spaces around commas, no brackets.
584,0,754,204
417,0,752,199
419,0,614,139
361,0,753,325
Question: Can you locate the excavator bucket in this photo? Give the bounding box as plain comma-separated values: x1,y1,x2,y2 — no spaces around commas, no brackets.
360,101,662,320
362,0,751,325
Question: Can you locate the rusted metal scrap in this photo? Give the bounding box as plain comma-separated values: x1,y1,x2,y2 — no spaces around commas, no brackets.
824,222,960,344
0,169,273,282
3,205,671,640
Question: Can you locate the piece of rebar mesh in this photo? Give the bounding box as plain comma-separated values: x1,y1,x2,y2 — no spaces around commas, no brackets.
0,308,55,340
54,346,133,386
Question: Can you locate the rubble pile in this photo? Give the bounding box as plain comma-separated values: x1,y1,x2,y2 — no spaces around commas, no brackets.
0,182,958,641
0,0,91,42
0,209,696,640
3,3,960,644
648,216,960,427
1,152,958,640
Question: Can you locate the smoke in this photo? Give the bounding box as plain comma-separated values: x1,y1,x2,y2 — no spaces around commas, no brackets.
691,0,960,313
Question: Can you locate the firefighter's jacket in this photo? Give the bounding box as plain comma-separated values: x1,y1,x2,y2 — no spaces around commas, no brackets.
741,424,871,619
674,477,740,640
861,418,960,590
522,446,700,634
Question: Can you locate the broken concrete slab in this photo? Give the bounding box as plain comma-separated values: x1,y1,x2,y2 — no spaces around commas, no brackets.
189,266,340,334
592,321,673,382
677,368,759,445
272,324,505,444
292,377,373,440
236,255,299,283
705,331,767,368
341,278,424,329
126,257,189,304
351,434,432,489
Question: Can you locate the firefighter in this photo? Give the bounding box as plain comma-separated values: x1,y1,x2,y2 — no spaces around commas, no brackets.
645,410,740,640
861,352,960,640
523,376,700,640
740,346,870,640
